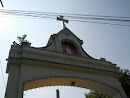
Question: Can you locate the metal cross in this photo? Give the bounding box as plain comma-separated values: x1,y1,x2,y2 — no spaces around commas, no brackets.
57,15,69,29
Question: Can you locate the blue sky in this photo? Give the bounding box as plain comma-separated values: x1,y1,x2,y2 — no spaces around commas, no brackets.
0,0,130,98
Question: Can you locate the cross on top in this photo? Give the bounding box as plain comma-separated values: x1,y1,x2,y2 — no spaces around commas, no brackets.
57,15,69,29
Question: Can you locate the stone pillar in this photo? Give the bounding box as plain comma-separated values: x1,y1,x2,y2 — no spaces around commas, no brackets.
5,64,23,98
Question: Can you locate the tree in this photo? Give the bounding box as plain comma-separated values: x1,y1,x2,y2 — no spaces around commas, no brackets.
13,34,31,46
85,90,109,98
119,69,130,97
85,69,130,98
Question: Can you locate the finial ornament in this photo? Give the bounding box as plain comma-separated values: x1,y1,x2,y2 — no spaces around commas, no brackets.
57,15,69,29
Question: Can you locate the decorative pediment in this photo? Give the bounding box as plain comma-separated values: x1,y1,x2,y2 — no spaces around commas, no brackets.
44,27,91,58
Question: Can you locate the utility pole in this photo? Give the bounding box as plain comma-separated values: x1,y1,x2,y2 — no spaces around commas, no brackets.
56,89,60,98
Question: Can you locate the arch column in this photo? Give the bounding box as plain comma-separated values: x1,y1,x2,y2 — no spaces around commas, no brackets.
4,64,23,98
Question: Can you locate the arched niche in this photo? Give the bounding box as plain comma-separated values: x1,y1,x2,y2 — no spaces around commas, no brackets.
61,40,79,56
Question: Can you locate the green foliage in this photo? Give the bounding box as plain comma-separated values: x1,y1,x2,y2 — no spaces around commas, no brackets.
119,69,130,97
85,69,130,98
13,34,31,46
13,41,18,46
85,90,109,98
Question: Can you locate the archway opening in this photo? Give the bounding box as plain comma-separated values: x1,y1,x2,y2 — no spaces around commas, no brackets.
24,77,118,97
23,86,90,98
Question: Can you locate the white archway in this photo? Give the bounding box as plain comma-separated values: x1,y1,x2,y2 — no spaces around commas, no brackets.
5,27,127,98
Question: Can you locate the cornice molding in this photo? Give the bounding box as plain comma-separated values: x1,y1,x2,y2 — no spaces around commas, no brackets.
7,46,120,73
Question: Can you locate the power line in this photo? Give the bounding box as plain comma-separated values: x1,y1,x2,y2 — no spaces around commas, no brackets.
0,9,130,26
1,10,130,22
0,9,130,21
70,19,130,26
1,9,130,19
66,16,130,22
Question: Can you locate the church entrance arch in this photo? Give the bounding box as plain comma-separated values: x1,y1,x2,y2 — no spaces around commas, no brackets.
5,26,127,98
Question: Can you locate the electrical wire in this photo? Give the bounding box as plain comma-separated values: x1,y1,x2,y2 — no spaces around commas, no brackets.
1,9,130,19
0,9,130,22
0,9,130,21
69,19,130,26
1,10,130,22
0,9,130,26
